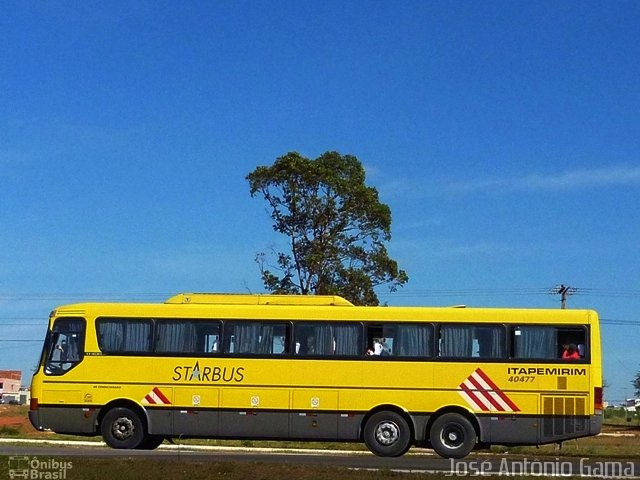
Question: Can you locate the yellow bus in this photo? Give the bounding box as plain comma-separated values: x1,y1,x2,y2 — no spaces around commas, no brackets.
29,293,603,458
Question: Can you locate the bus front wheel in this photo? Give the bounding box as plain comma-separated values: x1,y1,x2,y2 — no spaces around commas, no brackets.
101,407,145,449
363,411,412,457
429,412,477,459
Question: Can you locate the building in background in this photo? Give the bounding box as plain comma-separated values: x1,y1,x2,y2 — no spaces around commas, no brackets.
0,370,22,404
625,398,640,412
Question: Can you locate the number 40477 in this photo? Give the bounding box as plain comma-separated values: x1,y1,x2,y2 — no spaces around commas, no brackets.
507,375,535,383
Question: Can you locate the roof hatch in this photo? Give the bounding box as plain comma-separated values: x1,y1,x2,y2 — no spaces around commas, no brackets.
165,293,353,307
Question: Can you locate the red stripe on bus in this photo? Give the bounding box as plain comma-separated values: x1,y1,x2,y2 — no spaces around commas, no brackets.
153,387,171,405
460,382,490,411
474,368,520,412
467,375,506,412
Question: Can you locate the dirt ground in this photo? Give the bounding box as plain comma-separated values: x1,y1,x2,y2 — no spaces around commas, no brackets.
0,405,28,425
0,405,42,435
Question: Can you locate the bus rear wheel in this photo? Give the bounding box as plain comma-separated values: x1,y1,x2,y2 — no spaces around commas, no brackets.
363,411,412,457
429,412,477,459
101,407,145,449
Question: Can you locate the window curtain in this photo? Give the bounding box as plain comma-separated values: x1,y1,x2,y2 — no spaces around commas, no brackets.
334,324,361,356
156,322,197,353
475,327,505,358
232,322,261,353
516,326,556,359
396,325,432,357
124,322,151,352
440,326,472,357
257,324,275,354
490,327,505,358
313,324,335,354
98,320,151,352
98,321,125,352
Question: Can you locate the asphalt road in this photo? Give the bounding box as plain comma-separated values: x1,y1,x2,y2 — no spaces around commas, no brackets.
1,443,640,477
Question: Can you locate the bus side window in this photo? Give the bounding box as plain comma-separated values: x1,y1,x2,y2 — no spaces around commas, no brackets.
439,324,505,359
223,322,290,356
512,326,587,360
295,323,361,357
367,323,434,358
557,327,587,360
97,318,152,354
366,324,396,357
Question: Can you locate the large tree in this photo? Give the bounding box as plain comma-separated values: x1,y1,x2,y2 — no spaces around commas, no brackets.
247,151,408,305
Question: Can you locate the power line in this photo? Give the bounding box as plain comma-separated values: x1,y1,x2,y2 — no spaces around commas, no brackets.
0,317,45,320
384,287,640,299
0,339,42,342
0,293,170,301
578,288,640,298
601,318,640,326
0,323,44,326
382,288,551,298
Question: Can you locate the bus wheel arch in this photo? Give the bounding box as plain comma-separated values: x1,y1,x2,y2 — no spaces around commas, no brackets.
361,405,414,457
427,407,479,459
98,400,151,450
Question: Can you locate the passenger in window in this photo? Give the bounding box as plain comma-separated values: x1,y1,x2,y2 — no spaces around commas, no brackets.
562,343,580,360
372,338,390,356
305,336,315,355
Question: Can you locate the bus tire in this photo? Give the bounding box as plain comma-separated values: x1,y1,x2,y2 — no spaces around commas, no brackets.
101,407,145,449
429,412,476,459
363,411,412,457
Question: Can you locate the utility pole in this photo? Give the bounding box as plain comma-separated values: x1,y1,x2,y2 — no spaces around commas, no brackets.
552,284,577,309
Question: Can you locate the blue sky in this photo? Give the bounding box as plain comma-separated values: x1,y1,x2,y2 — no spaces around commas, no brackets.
1,1,639,404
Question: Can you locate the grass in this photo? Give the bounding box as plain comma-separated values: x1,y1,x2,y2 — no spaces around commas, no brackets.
0,426,20,436
0,457,434,480
490,432,640,459
603,411,640,426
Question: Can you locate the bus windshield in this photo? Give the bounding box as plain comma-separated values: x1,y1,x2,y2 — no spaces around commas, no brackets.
44,318,85,375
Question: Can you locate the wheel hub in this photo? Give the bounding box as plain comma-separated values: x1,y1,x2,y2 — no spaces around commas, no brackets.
112,417,135,440
442,425,464,448
375,421,400,446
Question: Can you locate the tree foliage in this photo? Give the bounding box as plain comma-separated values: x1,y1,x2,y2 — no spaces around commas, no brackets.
247,151,408,305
